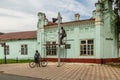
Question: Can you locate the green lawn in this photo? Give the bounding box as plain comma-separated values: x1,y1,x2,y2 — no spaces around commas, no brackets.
0,59,33,64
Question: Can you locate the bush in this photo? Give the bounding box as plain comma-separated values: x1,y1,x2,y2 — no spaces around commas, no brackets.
119,57,120,62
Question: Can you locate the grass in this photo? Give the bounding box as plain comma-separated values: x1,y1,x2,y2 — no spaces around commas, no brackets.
0,59,33,64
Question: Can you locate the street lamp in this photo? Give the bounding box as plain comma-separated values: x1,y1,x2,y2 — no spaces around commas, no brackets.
0,42,7,64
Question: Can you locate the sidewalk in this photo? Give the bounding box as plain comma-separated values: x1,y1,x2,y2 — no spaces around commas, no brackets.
0,62,120,80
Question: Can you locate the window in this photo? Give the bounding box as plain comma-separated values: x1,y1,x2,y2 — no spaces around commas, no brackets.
80,39,94,56
5,45,9,55
21,44,28,55
46,41,56,56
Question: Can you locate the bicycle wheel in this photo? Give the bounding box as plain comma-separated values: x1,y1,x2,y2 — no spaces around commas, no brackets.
41,60,48,67
29,62,36,68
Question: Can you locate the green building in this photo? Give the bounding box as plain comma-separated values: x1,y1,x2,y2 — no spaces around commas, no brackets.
0,0,119,63
0,31,37,59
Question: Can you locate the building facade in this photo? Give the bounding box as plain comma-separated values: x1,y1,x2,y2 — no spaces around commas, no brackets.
0,31,37,59
0,0,119,63
37,0,119,63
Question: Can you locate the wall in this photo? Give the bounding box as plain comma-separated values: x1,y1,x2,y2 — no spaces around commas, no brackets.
0,39,37,59
102,0,118,59
44,21,96,59
93,0,119,60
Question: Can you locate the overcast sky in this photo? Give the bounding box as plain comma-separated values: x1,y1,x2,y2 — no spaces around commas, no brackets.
0,0,97,33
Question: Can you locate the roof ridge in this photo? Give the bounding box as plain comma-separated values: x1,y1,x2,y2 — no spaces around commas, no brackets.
5,30,36,34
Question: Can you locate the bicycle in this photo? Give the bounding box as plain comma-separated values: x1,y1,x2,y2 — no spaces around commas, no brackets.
29,58,48,68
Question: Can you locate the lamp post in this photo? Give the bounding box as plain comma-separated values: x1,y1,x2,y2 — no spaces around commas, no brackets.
52,12,61,67
4,45,7,64
57,12,61,67
0,42,7,64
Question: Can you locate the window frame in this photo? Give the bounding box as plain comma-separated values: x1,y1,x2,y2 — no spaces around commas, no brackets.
80,39,94,56
21,44,28,55
4,45,9,55
46,41,57,56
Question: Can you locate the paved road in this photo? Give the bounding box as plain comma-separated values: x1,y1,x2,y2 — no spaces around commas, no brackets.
0,63,120,80
0,73,44,80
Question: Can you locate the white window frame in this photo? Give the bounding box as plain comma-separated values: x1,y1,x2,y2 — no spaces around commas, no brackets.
80,39,94,56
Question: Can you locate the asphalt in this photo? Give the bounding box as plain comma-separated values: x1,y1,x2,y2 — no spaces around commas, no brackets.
0,62,120,80
0,73,44,80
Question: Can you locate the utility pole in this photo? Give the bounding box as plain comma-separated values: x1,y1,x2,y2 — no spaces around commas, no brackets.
57,12,61,67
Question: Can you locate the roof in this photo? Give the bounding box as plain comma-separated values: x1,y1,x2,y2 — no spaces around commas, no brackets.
0,18,95,41
45,18,95,28
47,22,57,26
0,31,36,41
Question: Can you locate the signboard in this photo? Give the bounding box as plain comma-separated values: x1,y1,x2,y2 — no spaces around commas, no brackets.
106,38,113,40
65,44,71,49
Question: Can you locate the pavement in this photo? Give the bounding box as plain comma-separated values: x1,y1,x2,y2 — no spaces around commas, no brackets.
0,62,120,80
